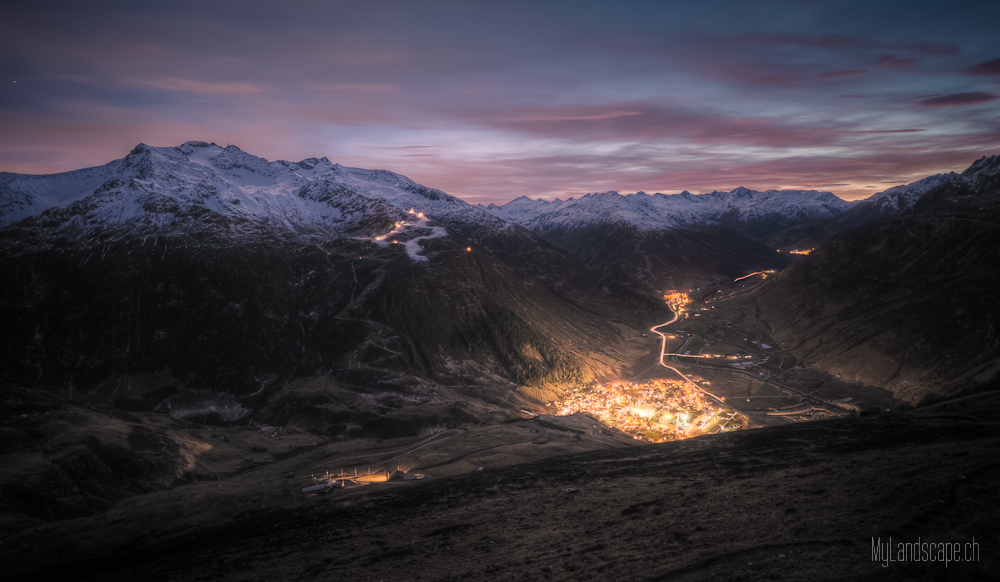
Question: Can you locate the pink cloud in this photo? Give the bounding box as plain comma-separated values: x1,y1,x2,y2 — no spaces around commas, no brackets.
916,92,998,107
461,104,949,151
963,58,1000,77
633,147,1000,201
304,82,399,94
817,69,868,79
509,109,643,122
877,54,915,68
467,103,842,148
841,129,926,134
377,128,1000,205
126,77,266,95
727,33,958,56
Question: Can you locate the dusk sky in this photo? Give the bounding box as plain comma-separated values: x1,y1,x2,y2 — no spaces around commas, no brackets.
2,0,999,204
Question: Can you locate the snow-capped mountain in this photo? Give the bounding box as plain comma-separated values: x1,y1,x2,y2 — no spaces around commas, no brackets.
952,154,1000,195
867,172,959,211
0,141,513,254
768,171,965,249
480,187,853,240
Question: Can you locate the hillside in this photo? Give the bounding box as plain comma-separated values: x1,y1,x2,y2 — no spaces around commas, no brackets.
0,142,666,433
750,156,1000,405
768,172,960,250
4,397,998,582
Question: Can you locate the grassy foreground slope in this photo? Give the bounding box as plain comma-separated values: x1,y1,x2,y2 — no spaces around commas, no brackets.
6,395,999,582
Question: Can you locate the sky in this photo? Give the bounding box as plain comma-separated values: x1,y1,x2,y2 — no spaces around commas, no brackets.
1,0,999,204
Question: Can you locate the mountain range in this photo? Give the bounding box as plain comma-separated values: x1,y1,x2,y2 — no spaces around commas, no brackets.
1,143,997,413
481,186,853,239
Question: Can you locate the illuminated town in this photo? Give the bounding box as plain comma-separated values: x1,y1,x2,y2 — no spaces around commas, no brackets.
553,378,742,442
788,248,814,255
663,291,690,312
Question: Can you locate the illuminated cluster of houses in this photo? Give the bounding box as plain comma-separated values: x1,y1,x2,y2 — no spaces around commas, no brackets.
663,291,691,312
554,378,723,442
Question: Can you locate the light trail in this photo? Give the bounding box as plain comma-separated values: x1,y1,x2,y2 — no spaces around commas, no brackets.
734,271,764,282
648,307,711,397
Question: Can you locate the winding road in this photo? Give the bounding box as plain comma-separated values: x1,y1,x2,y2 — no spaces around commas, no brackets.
647,299,855,419
648,308,726,406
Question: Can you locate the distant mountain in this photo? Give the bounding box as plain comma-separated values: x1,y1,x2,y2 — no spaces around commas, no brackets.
481,187,853,241
768,172,960,249
0,141,511,243
0,142,666,434
750,155,1000,405
478,187,849,292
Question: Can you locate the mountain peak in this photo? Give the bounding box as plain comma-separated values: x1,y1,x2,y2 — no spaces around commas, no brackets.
963,154,1000,178
0,141,482,243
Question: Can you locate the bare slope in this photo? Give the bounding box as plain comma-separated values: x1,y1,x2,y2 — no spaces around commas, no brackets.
6,399,999,582
750,156,1000,405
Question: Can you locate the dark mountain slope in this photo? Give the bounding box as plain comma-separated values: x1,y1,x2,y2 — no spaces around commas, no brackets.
750,156,1000,405
768,172,959,250
540,221,790,294
0,232,651,414
0,143,666,431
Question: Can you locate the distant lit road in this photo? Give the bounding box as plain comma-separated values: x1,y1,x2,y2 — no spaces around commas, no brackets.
649,310,724,405
648,303,848,416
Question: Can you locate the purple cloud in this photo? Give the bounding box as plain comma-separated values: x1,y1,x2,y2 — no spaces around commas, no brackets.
916,92,999,107
841,129,926,134
817,69,868,79
126,77,266,95
727,34,958,56
963,58,1000,77
877,54,915,68
472,103,844,148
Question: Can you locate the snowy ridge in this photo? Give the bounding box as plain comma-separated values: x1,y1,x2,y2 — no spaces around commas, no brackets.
0,142,514,260
480,187,853,234
959,154,1000,189
0,159,129,227
867,172,959,210
5,142,990,252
